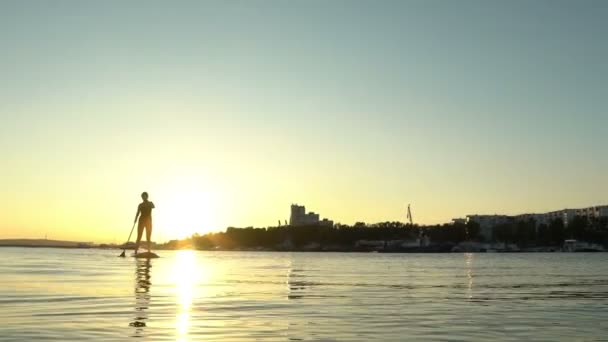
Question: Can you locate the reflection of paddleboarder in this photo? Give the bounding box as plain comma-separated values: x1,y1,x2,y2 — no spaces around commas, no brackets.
130,258,151,336
134,192,155,254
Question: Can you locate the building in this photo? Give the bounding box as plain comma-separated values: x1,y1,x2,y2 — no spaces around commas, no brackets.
289,204,333,227
513,213,550,227
516,206,608,227
451,218,467,225
467,204,608,241
466,215,513,241
575,205,608,220
320,218,334,227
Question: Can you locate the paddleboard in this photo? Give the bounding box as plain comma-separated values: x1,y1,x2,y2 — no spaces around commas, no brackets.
132,251,160,258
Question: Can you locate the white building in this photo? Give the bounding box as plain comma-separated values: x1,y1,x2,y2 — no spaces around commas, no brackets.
575,205,608,220
467,204,608,241
518,206,608,226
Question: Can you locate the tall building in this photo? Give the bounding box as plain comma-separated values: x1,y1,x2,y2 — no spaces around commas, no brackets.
289,204,333,227
290,204,306,225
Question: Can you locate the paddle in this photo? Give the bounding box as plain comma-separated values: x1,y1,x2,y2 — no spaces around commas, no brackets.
118,221,137,257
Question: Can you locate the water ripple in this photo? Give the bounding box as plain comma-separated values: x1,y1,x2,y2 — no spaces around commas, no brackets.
0,248,607,341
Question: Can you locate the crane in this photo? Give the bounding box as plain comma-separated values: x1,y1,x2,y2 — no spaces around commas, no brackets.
406,204,413,226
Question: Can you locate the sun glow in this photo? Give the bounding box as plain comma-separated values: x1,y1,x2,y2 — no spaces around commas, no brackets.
154,177,221,240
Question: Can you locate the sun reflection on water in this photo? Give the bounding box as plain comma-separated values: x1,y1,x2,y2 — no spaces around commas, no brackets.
464,253,474,299
172,250,199,342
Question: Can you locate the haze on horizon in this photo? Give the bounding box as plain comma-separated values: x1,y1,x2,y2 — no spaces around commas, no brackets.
1,1,606,243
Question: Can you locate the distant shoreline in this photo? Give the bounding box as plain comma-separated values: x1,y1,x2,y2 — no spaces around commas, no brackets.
0,245,95,249
0,244,604,253
2,237,605,253
0,239,96,249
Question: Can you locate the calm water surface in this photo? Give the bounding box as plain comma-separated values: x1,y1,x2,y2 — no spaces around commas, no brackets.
0,248,607,341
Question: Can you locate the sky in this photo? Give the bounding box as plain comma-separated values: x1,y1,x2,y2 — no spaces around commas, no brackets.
1,1,607,242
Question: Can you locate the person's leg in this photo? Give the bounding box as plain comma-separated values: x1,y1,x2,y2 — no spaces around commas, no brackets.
134,221,144,254
145,220,152,251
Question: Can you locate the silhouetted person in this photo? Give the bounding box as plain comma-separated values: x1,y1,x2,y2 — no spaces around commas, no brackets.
134,192,155,254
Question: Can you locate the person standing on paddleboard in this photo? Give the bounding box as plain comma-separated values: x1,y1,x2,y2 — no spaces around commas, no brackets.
134,192,155,254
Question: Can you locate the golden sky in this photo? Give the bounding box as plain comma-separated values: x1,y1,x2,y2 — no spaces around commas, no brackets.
1,2,606,242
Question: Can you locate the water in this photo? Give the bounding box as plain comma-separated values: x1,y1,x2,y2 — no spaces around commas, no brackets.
1,248,607,341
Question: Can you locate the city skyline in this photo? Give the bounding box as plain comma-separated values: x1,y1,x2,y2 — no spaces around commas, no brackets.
1,1,607,242
4,199,608,244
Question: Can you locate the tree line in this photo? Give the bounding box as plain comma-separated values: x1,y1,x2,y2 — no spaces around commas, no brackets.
493,216,608,246
160,216,608,251
162,221,480,250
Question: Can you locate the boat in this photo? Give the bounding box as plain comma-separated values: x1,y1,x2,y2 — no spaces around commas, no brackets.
563,240,605,252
